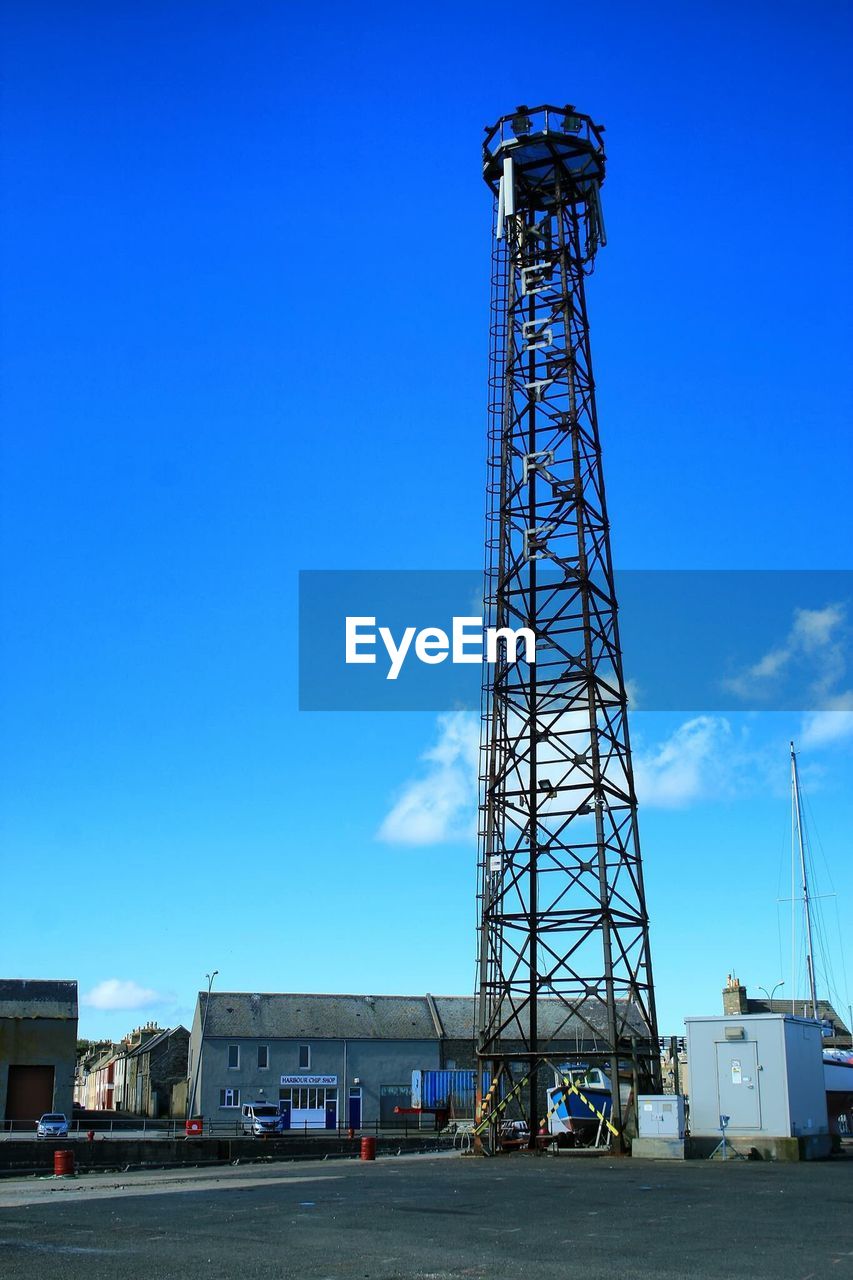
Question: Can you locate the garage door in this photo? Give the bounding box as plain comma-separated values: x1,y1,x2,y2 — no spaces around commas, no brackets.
5,1065,55,1120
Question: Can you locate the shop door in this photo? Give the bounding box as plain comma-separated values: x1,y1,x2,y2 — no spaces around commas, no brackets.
278,1101,291,1130
348,1089,362,1129
324,1099,337,1130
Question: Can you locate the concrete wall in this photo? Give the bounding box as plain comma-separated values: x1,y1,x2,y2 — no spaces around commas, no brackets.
0,1017,77,1120
186,1000,204,1116
0,1133,446,1176
194,1036,441,1125
171,1077,189,1118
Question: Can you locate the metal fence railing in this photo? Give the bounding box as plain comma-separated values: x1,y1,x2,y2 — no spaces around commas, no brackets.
1,1116,445,1141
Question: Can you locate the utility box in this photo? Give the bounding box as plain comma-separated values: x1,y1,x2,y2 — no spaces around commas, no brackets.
638,1095,686,1138
685,1013,830,1158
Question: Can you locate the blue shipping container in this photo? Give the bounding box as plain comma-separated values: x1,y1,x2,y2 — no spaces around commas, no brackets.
411,1069,476,1114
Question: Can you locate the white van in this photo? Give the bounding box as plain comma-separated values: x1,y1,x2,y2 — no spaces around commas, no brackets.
240,1102,281,1136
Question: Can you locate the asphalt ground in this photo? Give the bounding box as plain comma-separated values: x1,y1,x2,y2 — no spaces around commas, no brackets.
0,1149,851,1280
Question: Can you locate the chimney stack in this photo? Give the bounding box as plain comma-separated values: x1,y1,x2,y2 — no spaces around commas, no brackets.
722,973,749,1016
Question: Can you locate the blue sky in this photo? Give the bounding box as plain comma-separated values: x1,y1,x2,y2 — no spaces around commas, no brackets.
1,1,851,1041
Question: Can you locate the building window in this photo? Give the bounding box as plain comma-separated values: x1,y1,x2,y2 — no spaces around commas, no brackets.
220,1088,240,1108
279,1087,337,1110
258,1045,269,1070
298,1044,311,1069
227,1045,239,1070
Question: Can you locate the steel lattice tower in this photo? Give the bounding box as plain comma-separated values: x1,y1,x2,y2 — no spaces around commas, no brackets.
476,104,659,1151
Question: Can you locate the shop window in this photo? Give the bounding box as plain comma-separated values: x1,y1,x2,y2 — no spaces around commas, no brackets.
279,1086,336,1110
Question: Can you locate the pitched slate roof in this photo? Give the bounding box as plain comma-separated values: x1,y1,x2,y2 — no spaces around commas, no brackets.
88,1046,119,1071
127,1026,189,1058
200,993,440,1040
0,979,78,1020
427,996,473,1040
198,991,653,1044
747,997,850,1036
430,994,651,1043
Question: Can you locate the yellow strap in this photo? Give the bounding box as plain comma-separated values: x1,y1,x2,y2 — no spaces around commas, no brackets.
473,1074,529,1136
475,1079,500,1122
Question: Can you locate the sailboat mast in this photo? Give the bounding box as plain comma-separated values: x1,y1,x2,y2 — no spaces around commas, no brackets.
791,741,819,1019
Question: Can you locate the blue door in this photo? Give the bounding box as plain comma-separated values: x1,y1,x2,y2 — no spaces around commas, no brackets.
348,1089,362,1129
278,1102,291,1130
325,1099,337,1130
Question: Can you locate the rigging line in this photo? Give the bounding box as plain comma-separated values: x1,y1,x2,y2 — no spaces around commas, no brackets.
774,793,790,1001
799,775,844,1010
801,784,838,894
831,893,852,1017
774,814,788,898
799,776,845,1002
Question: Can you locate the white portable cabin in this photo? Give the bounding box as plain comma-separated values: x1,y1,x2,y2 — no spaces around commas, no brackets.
685,1013,828,1140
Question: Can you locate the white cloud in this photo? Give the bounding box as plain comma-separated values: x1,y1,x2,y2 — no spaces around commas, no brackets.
724,603,847,701
378,708,764,845
83,979,172,1012
800,693,853,748
633,715,740,808
377,711,479,846
793,604,846,651
722,602,853,753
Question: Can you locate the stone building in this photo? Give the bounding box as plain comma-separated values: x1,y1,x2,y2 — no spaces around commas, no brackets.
187,993,444,1129
187,990,650,1128
125,1026,189,1117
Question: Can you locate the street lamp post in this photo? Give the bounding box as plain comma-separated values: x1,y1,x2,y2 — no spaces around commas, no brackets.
758,981,784,1005
188,970,218,1121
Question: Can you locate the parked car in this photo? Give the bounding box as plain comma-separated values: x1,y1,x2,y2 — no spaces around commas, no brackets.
240,1103,281,1136
36,1113,69,1139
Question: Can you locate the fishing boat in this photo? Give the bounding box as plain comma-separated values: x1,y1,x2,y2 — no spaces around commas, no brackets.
545,1062,632,1146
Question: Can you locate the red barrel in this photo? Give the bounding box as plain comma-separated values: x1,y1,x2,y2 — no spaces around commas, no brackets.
360,1136,376,1162
54,1150,75,1177
185,1118,203,1136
